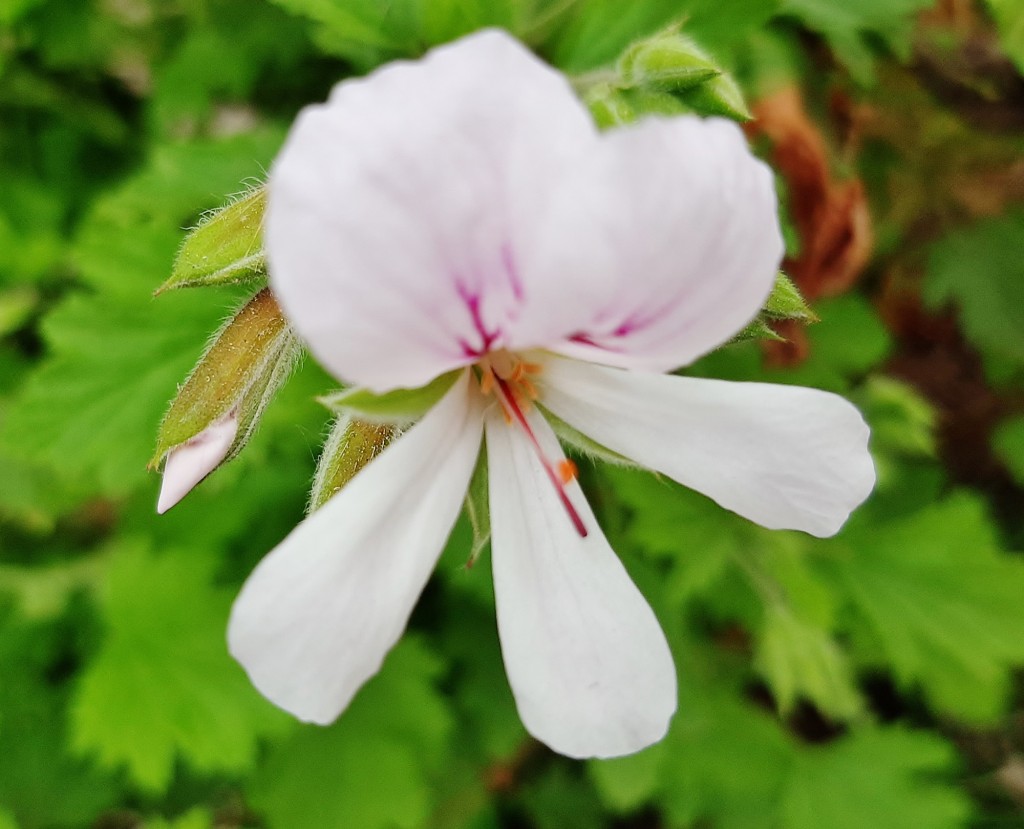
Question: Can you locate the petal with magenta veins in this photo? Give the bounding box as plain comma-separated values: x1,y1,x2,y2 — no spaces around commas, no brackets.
486,406,677,758
542,117,784,372
267,29,607,393
227,373,483,724
538,356,875,538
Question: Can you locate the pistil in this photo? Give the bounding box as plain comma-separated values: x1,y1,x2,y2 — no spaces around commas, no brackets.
480,360,588,538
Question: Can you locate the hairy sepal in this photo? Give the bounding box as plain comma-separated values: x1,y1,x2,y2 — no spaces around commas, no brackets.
541,406,636,468
730,272,816,344
157,186,267,293
151,288,299,469
308,416,397,513
318,370,461,423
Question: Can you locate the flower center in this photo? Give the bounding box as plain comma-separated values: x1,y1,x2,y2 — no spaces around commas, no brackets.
475,352,587,538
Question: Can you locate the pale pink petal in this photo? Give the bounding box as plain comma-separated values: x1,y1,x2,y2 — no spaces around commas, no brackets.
227,373,483,724
538,117,784,372
267,29,605,392
539,357,875,537
486,406,676,758
156,411,238,514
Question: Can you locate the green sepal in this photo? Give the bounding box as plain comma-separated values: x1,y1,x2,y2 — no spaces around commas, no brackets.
675,71,752,121
730,319,786,345
157,186,267,293
318,370,461,423
584,82,637,129
729,273,816,344
308,416,396,513
151,288,299,467
464,441,490,568
618,31,721,94
541,406,635,467
762,272,818,322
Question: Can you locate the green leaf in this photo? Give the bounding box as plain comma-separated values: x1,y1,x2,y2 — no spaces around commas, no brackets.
1,134,282,494
248,638,455,829
925,211,1024,367
778,0,934,84
855,376,936,460
517,765,606,829
986,0,1024,74
0,288,37,336
70,540,289,792
0,611,118,827
0,557,104,621
754,603,862,719
264,0,419,66
1,293,226,495
780,728,972,829
658,688,796,828
319,370,460,422
158,186,267,292
308,415,395,512
142,808,213,829
603,467,740,605
588,739,669,813
993,415,1024,486
823,492,1024,722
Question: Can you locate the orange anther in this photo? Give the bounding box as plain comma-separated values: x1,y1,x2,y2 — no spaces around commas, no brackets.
523,361,543,375
556,459,578,484
520,377,538,400
480,369,495,396
510,363,525,381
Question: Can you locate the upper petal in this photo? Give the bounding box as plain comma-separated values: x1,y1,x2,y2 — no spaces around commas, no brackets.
538,357,875,537
227,373,483,723
537,117,784,372
486,407,676,758
267,29,602,392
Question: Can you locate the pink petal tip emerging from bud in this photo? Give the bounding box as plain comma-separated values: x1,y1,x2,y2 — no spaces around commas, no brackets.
157,412,239,514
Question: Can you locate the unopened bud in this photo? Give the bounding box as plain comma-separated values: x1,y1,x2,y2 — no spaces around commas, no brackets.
152,288,299,511
676,71,752,122
308,416,396,512
584,83,637,129
618,32,720,93
157,185,267,293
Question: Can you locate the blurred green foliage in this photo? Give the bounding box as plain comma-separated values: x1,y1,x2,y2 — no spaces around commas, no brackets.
1,0,1024,827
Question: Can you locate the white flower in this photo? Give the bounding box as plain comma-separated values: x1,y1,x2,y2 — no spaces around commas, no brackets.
227,29,875,759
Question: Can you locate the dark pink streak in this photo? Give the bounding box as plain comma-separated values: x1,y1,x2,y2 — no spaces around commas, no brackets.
456,282,500,357
494,377,588,539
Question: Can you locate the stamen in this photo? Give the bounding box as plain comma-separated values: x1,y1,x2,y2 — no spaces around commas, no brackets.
557,459,578,484
493,376,588,538
479,368,495,396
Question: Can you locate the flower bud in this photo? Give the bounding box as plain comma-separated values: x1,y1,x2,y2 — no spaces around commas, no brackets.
152,288,299,512
618,31,721,93
584,83,637,129
157,185,267,293
676,72,752,122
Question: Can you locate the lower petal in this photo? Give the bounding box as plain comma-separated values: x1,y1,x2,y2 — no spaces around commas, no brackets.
228,373,483,724
539,357,875,538
486,407,676,758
